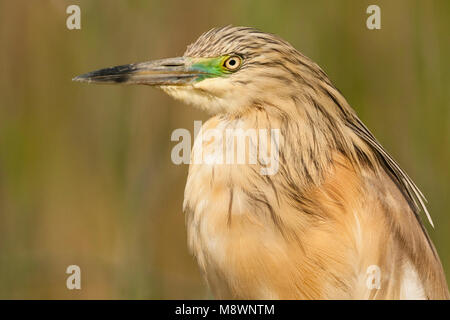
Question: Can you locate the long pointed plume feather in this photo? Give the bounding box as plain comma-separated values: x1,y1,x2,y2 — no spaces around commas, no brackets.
347,117,433,228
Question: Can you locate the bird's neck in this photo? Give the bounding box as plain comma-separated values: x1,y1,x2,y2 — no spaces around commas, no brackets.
196,88,376,190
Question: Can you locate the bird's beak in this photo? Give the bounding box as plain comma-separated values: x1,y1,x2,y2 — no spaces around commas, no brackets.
73,57,206,86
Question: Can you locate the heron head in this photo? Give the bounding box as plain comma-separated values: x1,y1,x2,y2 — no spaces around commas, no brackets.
74,26,324,115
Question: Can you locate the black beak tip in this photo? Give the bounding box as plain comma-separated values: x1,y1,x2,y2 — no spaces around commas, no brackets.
72,72,97,83
72,67,132,84
72,74,86,82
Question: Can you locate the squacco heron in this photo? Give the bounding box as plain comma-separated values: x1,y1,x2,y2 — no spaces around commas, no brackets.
74,26,449,299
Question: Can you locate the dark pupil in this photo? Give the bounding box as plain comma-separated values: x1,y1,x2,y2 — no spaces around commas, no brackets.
229,59,236,66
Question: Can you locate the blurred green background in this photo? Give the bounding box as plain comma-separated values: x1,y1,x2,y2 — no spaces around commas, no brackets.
0,0,448,299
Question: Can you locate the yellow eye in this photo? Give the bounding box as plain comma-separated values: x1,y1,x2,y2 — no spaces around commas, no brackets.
223,56,242,71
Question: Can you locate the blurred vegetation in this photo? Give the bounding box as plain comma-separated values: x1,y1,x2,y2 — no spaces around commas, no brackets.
0,0,448,298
